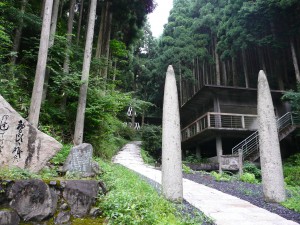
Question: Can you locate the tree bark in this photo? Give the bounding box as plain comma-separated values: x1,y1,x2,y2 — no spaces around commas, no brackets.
290,37,300,82
73,0,97,145
179,63,183,106
214,36,221,85
28,0,53,127
63,0,76,75
232,56,237,86
42,0,60,102
95,2,106,58
61,0,76,109
222,61,227,86
10,0,28,66
242,49,249,88
76,0,84,46
101,2,112,82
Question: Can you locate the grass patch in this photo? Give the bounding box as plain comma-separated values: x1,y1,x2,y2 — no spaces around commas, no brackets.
97,159,212,225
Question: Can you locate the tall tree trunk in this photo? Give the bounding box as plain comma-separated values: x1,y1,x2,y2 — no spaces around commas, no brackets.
76,0,84,46
95,2,106,58
63,0,76,75
242,49,249,88
101,2,112,82
42,0,60,102
61,0,76,109
41,0,46,18
10,0,28,66
73,0,97,145
232,56,237,86
258,47,267,73
290,37,300,82
214,36,221,85
222,61,227,86
179,63,183,106
28,0,53,127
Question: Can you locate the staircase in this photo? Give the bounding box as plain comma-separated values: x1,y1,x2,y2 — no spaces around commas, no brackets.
232,112,300,161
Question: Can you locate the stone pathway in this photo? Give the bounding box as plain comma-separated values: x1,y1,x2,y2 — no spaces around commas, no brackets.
112,142,299,225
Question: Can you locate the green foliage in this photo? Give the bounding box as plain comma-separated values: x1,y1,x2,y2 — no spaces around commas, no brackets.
210,171,232,182
140,148,156,166
0,167,38,180
283,153,300,186
183,154,208,164
243,162,261,180
239,172,258,184
140,125,162,160
50,144,72,165
282,86,300,113
284,166,300,186
39,167,58,180
182,164,194,174
281,186,300,213
98,160,211,225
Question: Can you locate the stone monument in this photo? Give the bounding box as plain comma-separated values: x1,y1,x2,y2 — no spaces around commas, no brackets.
0,95,62,172
257,70,286,202
162,65,183,201
62,143,94,176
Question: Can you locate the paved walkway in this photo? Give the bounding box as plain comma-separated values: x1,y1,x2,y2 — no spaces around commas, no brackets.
112,142,299,225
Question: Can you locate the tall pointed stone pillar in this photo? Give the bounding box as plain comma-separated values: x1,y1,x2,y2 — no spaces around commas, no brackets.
257,70,286,202
162,65,183,201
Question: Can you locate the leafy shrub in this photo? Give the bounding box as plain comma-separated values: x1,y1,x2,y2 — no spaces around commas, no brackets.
284,166,300,186
210,171,232,182
239,172,258,184
182,164,194,174
281,186,300,212
283,153,300,186
50,143,72,165
140,125,162,161
243,161,261,180
0,167,38,180
141,148,156,165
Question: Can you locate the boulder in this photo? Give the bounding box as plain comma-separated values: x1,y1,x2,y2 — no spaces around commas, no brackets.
54,211,71,225
9,180,58,221
0,95,62,172
62,180,100,217
0,209,20,225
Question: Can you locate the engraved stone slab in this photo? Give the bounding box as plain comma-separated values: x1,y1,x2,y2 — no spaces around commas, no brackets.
63,143,93,173
0,95,62,172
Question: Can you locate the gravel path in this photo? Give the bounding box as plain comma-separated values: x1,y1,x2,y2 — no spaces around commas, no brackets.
183,172,300,224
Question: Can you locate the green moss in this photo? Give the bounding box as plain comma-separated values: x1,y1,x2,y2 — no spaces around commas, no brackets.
72,217,105,225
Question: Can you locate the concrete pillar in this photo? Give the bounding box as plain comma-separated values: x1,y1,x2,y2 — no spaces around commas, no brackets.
162,65,183,202
216,136,223,173
258,70,286,202
196,146,201,160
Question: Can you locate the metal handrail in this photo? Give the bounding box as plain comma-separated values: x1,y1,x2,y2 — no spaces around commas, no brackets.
232,112,299,160
181,112,257,142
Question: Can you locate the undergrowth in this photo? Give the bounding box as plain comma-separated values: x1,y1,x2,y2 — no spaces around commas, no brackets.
97,159,212,225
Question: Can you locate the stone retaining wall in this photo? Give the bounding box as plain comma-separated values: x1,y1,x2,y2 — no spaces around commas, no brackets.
0,179,106,225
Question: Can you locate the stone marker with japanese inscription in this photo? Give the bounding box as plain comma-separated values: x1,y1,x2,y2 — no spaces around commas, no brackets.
0,95,62,172
62,143,93,175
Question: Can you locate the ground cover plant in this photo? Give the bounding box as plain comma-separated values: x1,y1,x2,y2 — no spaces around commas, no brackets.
97,159,212,225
